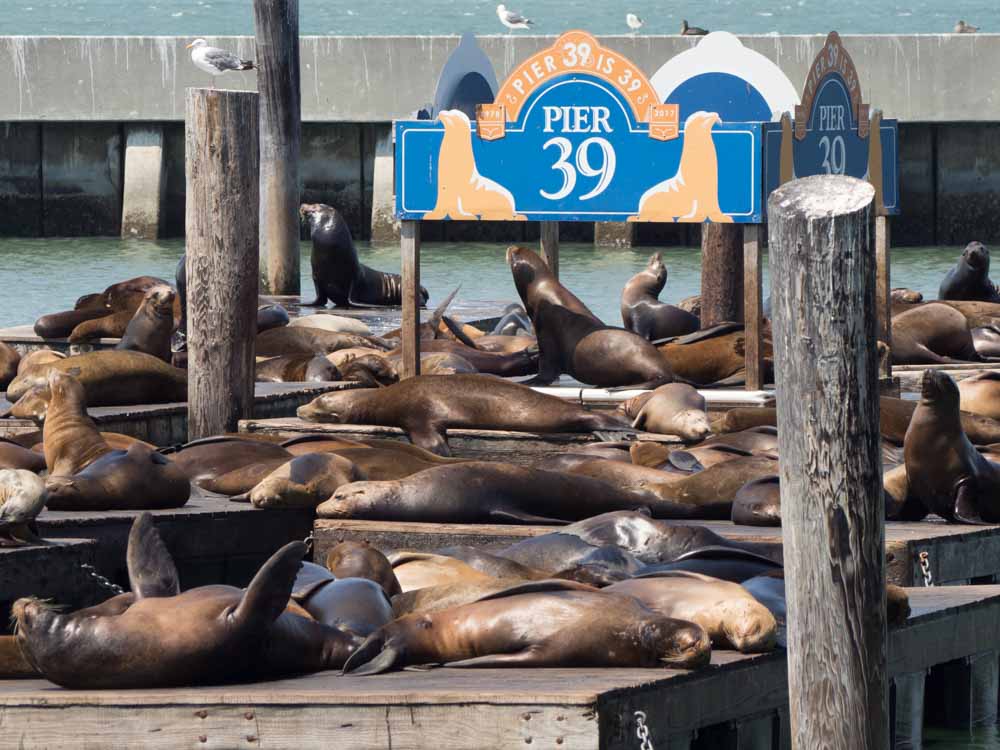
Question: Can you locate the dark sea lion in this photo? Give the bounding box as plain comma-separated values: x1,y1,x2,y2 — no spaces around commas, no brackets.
608,571,777,652
880,395,1000,446
638,555,782,584
891,288,924,304
14,517,360,688
656,323,773,386
890,303,980,364
325,541,401,597
902,370,1000,522
116,285,176,362
235,453,366,508
7,350,187,407
298,374,627,456
301,203,428,308
338,354,399,387
508,246,676,388
343,581,711,674
16,349,65,375
620,383,712,440
163,436,292,487
0,342,20,389
257,303,290,333
291,563,393,637
490,303,533,336
256,326,391,358
0,437,47,472
255,355,340,383
939,242,1000,302
317,462,715,523
972,326,1000,359
33,306,108,339
621,252,700,340
958,371,1000,419
390,551,494,591
387,339,537,377
731,475,781,526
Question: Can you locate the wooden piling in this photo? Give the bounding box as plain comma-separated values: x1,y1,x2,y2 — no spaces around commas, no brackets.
253,0,301,295
769,175,887,748
876,215,892,378
700,223,744,327
400,220,421,379
185,89,260,440
540,221,559,279
742,225,763,390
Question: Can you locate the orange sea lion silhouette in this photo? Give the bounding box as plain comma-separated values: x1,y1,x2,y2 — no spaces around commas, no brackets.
423,109,525,221
629,111,733,224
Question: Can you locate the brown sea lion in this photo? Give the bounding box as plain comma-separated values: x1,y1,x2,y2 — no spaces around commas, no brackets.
711,407,778,433
116,285,176,362
387,339,536,377
386,350,478,377
656,323,774,386
33,306,108,340
325,541,401,597
326,347,387,368
891,288,924,304
14,517,360,688
337,354,399,387
199,459,293,496
0,437,47,472
162,437,293,486
731,475,781,526
34,371,114,476
620,383,712,440
508,246,676,388
343,581,711,674
289,314,372,335
17,349,65,375
432,546,549,581
880,396,1000,445
630,442,756,471
0,635,36,677
608,571,777,652
391,579,529,618
958,371,1000,419
7,350,187,407
255,355,340,383
0,342,20,389
234,453,367,508
890,303,980,364
280,436,466,481
902,370,1000,522
34,276,172,340
256,326,391,358
621,252,700,340
389,551,494,592
297,374,627,457
471,334,538,355
318,462,723,523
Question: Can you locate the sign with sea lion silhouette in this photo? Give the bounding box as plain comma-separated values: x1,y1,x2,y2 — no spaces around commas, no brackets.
395,31,762,223
763,32,900,215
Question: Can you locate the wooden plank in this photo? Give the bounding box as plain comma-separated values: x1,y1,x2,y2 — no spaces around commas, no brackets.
876,215,892,379
540,221,559,279
743,224,763,392
400,220,421,379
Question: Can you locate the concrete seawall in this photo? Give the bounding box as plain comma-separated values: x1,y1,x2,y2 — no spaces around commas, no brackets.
1,35,999,244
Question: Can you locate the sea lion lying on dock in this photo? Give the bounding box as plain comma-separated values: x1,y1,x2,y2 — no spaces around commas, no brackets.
890,303,980,365
0,342,19,390
289,314,372,335
730,475,782,526
34,276,176,340
255,355,340,383
619,383,712,441
957,371,1000,419
621,253,700,340
656,323,774,386
325,541,402,598
385,339,537,377
233,452,366,509
256,326,392,358
297,374,627,456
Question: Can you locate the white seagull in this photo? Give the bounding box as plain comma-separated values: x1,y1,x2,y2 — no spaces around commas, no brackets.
186,38,255,88
626,13,644,34
497,4,533,32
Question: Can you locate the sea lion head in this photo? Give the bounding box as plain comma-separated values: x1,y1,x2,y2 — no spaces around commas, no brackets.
962,241,989,274
325,541,401,598
8,383,52,422
920,369,960,408
506,245,549,296
145,285,176,318
642,616,712,669
299,203,343,236
719,600,779,653
317,480,400,519
339,354,398,387
297,390,364,423
644,252,667,291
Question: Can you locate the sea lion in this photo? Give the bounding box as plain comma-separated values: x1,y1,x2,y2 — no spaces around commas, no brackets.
0,342,20,389
972,326,1000,359
711,407,778,433
317,462,715,523
288,314,372,335
608,571,777,652
630,442,756,471
14,517,360,688
34,276,172,340
620,383,712,441
490,304,532,336
291,563,393,637
281,443,462,481
234,453,366,508
256,326,391,358
881,395,1000,446
891,288,924,304
432,547,549,581
162,437,293,487
890,303,980,364
939,242,1000,302
0,437,47,472
508,246,676,388
621,253,700,340
255,355,340,383
472,334,538,355
390,351,477,377
7,350,187,407
958,371,1000,419
339,354,399,387
391,579,531,618
389,551,495,592
35,370,115,476
657,323,774,386
0,469,48,547
731,475,782,526
902,370,1000,522
325,541,401,597
16,349,65,375
387,339,537,377
0,635,36,677
343,580,711,674
297,374,627,457
300,203,428,308
701,426,780,453
116,285,176,362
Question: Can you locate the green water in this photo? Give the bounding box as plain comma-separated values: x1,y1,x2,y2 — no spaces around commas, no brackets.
927,728,1000,749
0,238,967,330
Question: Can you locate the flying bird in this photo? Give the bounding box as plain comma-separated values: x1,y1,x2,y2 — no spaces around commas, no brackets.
681,19,709,36
186,38,255,88
954,20,979,33
497,4,533,32
626,13,644,33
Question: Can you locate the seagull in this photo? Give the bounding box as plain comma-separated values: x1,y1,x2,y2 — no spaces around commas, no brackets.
681,19,709,36
954,20,979,33
626,13,644,34
497,4,533,32
186,38,255,88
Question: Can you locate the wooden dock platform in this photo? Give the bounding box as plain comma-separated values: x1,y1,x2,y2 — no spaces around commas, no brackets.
0,586,997,749
313,518,1000,587
0,539,103,623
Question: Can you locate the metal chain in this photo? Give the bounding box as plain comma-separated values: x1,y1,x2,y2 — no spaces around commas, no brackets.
918,551,934,587
80,564,125,595
302,532,314,554
634,711,655,750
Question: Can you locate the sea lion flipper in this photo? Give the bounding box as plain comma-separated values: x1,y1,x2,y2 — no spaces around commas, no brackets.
490,508,567,525
667,451,705,473
343,637,400,676
126,513,180,599
954,483,988,525
231,541,308,630
406,426,451,457
445,650,540,668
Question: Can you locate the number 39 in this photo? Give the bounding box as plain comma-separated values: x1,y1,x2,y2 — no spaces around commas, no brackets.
539,137,617,201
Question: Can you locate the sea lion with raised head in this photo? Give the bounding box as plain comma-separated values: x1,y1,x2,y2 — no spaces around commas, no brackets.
620,383,712,441
116,285,176,362
300,203,429,308
508,246,676,388
343,580,711,674
34,370,114,477
939,242,1000,302
298,374,627,456
621,253,700,340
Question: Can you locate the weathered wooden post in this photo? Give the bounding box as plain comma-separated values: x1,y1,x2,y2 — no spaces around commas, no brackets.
700,224,744,327
769,174,887,749
743,225,764,390
876,215,892,378
400,220,421,379
253,0,301,295
540,221,559,279
185,89,260,440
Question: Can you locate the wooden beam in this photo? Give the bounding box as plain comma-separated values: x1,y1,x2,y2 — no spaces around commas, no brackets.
253,0,301,295
400,220,421,379
700,223,744,327
876,215,892,379
540,221,559,279
769,175,887,749
185,89,259,440
743,224,763,391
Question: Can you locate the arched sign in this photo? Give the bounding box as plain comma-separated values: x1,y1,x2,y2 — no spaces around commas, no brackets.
395,31,762,223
